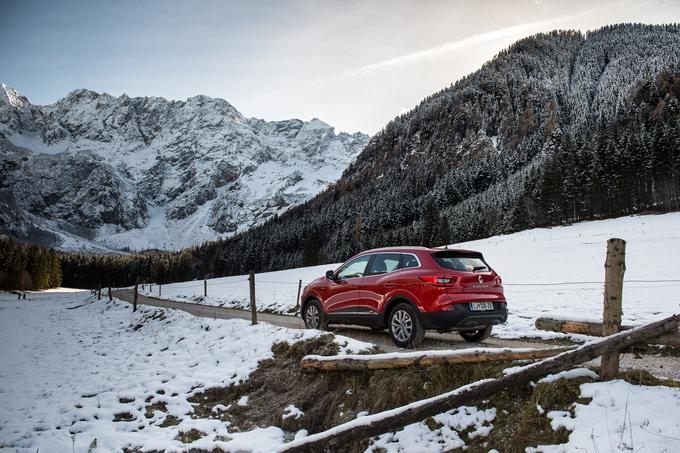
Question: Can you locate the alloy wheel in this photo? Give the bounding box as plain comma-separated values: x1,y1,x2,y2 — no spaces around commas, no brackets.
391,309,413,342
305,304,320,329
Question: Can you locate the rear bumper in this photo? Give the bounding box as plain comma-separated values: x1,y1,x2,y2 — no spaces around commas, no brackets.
420,301,508,330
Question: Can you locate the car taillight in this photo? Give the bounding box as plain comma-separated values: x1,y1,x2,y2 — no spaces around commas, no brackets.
494,276,502,286
419,275,458,286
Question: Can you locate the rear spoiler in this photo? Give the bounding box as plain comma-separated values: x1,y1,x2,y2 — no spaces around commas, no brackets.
433,250,484,259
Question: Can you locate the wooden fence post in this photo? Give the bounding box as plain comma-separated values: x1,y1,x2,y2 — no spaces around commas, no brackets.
108,286,112,302
249,271,257,325
97,284,101,300
601,238,626,380
204,277,207,298
159,284,162,298
295,279,303,311
133,281,139,312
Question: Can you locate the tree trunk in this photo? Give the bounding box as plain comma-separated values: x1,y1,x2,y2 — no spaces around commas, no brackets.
278,313,680,452
300,347,574,372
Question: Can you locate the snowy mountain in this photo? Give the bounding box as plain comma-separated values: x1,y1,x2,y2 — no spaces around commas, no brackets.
195,24,680,276
0,85,369,251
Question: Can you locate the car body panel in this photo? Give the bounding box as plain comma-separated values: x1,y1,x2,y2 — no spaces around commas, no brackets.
300,246,507,331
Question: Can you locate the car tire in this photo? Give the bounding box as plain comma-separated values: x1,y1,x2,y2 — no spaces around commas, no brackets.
459,325,492,342
303,299,327,330
388,303,425,348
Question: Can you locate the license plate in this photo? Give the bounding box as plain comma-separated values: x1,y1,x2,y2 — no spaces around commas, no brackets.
469,302,494,311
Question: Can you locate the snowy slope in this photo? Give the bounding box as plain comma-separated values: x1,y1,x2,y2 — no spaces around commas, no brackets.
142,212,680,340
0,290,370,451
0,83,369,251
3,287,679,451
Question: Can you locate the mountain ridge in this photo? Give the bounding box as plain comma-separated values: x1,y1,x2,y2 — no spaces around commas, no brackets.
0,85,369,251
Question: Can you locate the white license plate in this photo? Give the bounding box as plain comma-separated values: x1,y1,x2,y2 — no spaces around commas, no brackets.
469,302,494,311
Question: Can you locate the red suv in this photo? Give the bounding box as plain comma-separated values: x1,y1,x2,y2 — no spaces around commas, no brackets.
300,247,507,347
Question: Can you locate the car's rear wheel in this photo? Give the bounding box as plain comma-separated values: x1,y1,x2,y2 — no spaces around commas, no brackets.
459,325,492,342
388,303,425,348
303,299,327,330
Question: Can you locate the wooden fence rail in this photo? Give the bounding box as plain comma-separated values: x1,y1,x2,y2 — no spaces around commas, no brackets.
300,346,574,372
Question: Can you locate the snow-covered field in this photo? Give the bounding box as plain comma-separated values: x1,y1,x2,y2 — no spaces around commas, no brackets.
139,263,335,314
0,290,366,451
2,290,679,452
142,212,680,340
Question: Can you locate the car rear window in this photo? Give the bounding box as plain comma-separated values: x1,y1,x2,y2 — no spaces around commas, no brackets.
432,251,489,272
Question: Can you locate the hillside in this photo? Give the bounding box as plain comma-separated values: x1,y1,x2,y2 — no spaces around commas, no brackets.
205,24,680,276
0,85,368,251
136,212,680,342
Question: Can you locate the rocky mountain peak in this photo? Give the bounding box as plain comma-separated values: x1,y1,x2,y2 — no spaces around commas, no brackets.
0,83,29,109
0,83,369,252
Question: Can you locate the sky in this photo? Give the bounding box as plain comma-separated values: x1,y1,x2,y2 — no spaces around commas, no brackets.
2,0,680,134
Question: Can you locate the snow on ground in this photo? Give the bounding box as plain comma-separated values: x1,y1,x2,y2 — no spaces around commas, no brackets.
2,290,679,452
141,212,680,340
460,212,680,340
0,290,368,452
140,263,338,314
366,405,496,452
533,380,680,452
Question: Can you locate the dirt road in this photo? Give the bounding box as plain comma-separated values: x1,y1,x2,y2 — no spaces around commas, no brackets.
112,289,680,379
112,289,546,351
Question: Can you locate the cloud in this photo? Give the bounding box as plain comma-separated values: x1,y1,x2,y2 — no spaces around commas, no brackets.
341,0,635,78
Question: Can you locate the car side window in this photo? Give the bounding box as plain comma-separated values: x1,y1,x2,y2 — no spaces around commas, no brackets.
367,253,401,275
401,254,419,269
336,255,370,280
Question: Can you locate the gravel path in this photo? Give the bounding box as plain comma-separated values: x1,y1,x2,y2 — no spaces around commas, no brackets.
112,289,680,380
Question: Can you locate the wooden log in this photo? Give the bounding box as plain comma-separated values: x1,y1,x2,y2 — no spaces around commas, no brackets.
601,238,626,380
535,317,610,336
534,318,680,347
300,347,575,372
278,313,680,452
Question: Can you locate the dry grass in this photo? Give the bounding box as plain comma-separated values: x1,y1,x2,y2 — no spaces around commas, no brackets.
179,337,675,452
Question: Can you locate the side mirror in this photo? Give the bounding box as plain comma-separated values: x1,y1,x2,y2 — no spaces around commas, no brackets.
325,270,336,280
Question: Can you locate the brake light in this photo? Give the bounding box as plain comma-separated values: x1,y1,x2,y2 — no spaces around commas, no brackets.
494,276,502,286
419,275,458,286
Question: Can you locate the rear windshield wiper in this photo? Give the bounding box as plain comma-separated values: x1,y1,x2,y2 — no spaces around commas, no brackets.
472,266,488,272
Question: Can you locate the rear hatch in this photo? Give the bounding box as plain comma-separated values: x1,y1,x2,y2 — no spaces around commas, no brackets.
432,250,499,293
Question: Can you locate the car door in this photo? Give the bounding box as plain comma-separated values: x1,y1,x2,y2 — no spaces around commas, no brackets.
357,253,402,313
324,255,370,314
